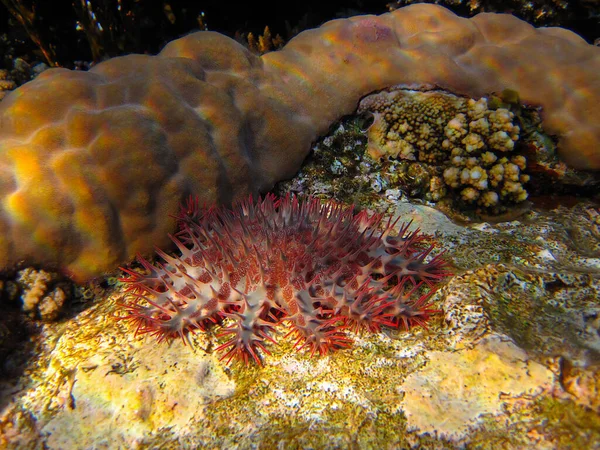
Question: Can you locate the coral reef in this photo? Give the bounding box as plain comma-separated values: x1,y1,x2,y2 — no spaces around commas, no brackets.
399,334,554,439
41,337,235,448
237,26,286,55
560,358,600,412
2,198,599,449
119,194,449,364
0,4,599,281
0,59,48,101
388,0,600,42
275,91,541,218
276,87,599,220
359,89,528,212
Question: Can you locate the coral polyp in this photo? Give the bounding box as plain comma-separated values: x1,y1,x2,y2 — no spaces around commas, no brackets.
119,195,450,364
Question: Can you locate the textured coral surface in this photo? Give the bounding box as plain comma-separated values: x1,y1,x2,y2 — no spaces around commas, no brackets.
120,195,449,364
360,89,529,209
0,4,598,280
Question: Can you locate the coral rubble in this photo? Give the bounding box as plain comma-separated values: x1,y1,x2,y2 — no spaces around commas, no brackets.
0,4,598,280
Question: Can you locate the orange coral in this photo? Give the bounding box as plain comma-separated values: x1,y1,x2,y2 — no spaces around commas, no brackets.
0,4,598,281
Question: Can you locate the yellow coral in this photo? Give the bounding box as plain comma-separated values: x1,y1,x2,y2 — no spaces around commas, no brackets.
361,89,529,211
0,69,16,101
17,268,68,320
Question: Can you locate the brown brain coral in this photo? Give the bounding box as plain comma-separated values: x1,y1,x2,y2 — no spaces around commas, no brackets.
0,4,598,281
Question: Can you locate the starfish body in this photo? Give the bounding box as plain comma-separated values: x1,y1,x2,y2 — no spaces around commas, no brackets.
120,195,450,364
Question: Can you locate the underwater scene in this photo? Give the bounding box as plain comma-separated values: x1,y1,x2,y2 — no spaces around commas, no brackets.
0,1,599,448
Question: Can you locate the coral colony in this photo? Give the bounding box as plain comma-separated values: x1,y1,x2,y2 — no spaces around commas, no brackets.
119,195,450,364
0,5,597,282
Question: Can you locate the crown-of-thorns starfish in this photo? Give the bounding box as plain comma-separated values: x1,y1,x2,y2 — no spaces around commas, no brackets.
119,194,451,364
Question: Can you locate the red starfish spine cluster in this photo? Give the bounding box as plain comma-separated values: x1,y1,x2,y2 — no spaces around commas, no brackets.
118,194,450,365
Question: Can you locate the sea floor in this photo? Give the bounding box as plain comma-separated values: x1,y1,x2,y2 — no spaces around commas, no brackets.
1,197,599,449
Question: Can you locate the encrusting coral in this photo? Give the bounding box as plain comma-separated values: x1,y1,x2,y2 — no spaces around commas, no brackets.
0,4,598,281
119,194,450,364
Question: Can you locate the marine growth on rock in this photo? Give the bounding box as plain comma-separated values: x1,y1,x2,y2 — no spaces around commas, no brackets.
119,195,450,364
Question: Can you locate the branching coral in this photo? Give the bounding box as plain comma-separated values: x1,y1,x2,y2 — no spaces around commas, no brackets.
0,4,598,280
238,26,286,55
0,70,17,101
359,89,529,210
119,195,450,364
17,267,69,320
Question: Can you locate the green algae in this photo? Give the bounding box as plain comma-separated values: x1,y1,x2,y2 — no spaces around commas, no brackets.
480,266,600,362
468,396,600,449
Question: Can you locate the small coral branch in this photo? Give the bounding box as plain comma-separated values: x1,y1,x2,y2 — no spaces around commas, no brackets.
118,194,451,365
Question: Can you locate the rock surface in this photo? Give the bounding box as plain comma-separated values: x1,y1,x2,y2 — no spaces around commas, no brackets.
1,198,598,448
